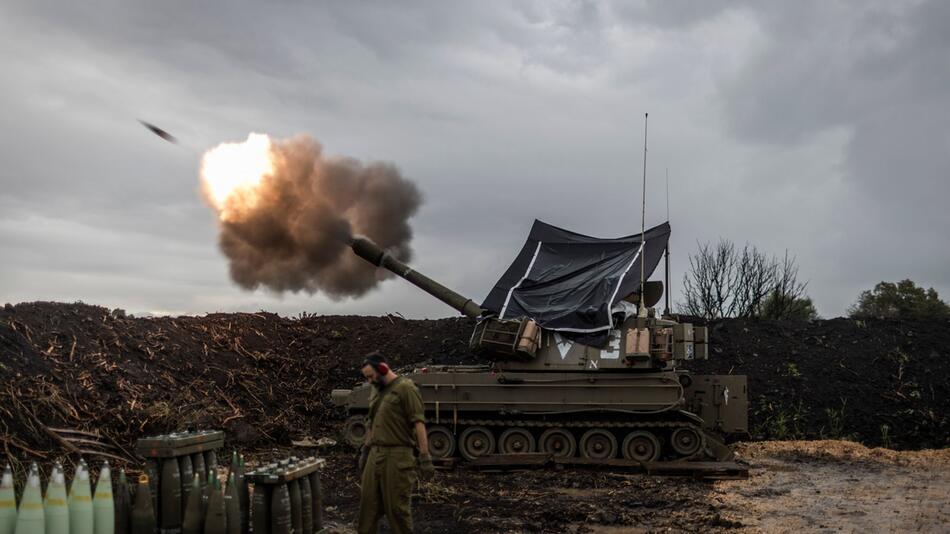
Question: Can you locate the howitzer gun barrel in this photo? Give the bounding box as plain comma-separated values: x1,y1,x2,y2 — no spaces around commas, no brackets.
350,236,483,318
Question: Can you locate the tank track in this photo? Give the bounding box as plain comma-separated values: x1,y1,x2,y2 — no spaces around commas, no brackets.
431,418,708,462
343,414,715,463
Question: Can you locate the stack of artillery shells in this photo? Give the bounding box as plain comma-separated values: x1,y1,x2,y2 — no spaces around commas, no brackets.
245,457,325,534
0,460,114,534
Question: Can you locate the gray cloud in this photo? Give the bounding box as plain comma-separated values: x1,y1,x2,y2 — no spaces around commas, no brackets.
1,1,947,319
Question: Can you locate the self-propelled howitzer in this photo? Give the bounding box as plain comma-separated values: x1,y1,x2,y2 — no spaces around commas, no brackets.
334,228,747,463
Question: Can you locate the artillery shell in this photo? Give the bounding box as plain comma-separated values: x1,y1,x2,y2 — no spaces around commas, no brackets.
190,456,205,495
180,475,201,534
45,463,70,534
250,485,270,534
268,485,290,534
159,460,181,534
203,453,217,481
224,475,239,534
114,471,131,534
298,477,312,534
236,457,248,534
143,461,159,525
14,463,44,534
69,461,94,534
131,475,155,534
201,472,214,517
202,479,225,534
177,457,192,518
1,465,18,534
93,462,115,534
307,473,322,532
287,482,300,534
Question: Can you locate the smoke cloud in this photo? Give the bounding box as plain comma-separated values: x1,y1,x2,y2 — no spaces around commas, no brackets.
201,134,421,298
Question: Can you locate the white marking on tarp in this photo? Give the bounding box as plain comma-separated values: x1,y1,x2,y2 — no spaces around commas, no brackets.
500,241,543,319
545,242,647,335
606,242,644,329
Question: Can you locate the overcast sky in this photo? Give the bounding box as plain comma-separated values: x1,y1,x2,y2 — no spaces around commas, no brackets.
1,1,948,319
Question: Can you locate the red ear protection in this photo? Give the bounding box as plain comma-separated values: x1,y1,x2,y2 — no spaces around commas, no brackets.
376,362,390,375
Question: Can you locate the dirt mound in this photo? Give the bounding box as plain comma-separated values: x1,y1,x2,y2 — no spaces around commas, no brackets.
1,302,947,462
735,439,950,468
0,302,472,460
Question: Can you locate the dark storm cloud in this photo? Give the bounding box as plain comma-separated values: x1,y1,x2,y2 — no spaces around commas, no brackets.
0,1,947,318
716,0,950,308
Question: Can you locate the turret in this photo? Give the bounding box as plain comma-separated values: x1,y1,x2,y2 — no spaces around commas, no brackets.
348,231,705,370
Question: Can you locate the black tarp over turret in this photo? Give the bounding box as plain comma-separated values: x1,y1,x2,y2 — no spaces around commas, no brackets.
481,220,671,346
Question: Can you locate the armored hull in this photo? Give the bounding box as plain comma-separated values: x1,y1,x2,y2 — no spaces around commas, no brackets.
334,365,746,462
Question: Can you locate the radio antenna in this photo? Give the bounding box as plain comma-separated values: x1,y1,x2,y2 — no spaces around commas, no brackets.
664,167,671,316
665,167,670,222
639,113,648,316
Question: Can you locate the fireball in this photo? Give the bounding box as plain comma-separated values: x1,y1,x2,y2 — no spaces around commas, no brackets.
200,133,274,221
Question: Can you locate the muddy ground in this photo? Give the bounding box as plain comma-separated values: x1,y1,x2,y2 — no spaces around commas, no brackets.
313,440,949,533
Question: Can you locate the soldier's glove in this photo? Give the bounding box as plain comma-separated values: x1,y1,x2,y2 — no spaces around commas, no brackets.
358,446,369,473
418,455,435,481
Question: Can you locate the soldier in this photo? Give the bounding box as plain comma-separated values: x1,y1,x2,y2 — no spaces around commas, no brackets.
357,352,435,534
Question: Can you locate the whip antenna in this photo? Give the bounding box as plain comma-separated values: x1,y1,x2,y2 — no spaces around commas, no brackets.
665,167,671,316
639,113,648,316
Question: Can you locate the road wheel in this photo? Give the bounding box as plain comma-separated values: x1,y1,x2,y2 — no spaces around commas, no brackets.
622,430,661,462
579,429,617,460
342,415,368,448
498,428,536,454
427,426,456,459
459,426,495,461
539,428,576,458
670,427,704,458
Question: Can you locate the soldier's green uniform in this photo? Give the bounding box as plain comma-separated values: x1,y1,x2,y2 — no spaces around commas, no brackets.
357,376,425,534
